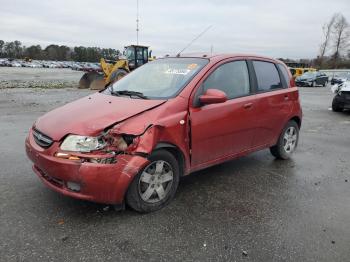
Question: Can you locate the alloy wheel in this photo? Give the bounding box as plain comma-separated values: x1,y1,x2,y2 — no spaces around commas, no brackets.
138,160,174,203
283,127,297,153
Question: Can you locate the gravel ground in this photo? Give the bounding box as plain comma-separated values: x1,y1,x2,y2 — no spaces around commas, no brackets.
0,86,349,262
0,67,84,89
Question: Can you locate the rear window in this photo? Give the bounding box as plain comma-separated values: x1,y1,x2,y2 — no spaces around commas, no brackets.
277,64,290,88
253,61,282,92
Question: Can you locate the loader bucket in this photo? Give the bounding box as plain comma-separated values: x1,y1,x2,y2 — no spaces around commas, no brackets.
78,72,104,89
90,76,106,90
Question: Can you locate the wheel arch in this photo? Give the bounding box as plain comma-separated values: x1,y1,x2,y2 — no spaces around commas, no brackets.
289,115,301,128
153,142,186,176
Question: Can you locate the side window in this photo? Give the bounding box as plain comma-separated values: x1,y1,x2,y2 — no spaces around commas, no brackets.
143,49,148,60
277,64,290,88
202,61,250,99
253,61,282,92
136,47,144,66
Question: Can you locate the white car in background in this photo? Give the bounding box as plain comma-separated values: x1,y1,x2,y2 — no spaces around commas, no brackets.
331,80,350,112
11,61,22,67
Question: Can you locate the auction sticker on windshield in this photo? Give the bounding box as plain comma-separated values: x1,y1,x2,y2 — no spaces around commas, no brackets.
164,68,191,75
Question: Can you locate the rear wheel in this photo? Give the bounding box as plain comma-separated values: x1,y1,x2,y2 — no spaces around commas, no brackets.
109,69,128,84
332,96,343,112
270,120,299,160
126,150,180,213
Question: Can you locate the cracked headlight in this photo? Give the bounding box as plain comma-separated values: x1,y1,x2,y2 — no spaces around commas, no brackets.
60,135,106,152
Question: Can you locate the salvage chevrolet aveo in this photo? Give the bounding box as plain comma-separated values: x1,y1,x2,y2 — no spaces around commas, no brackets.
26,54,302,213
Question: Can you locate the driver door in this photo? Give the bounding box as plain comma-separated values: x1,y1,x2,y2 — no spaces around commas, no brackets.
189,60,257,169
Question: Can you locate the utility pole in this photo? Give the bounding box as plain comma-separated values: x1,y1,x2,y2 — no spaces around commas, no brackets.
136,0,139,45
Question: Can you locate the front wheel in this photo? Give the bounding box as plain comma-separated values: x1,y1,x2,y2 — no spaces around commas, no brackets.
270,120,299,160
126,150,180,213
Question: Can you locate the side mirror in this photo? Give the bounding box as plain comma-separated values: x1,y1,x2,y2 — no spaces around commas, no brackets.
199,89,228,105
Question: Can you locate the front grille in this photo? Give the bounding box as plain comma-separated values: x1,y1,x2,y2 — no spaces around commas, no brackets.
33,128,53,148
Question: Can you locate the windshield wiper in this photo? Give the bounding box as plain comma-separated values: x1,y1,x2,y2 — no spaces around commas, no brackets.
110,90,148,99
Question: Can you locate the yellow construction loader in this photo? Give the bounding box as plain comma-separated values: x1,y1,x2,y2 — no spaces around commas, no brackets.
79,45,153,90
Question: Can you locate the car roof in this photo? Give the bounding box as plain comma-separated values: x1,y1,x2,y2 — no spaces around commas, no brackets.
167,53,283,64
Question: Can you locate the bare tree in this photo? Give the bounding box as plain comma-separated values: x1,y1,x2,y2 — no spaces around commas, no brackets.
319,14,337,61
332,14,350,67
0,40,4,57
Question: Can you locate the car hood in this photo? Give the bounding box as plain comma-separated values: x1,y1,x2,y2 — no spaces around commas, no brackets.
35,92,166,141
340,81,350,91
331,80,350,93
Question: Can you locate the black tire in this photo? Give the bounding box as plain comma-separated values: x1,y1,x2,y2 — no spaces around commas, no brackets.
109,69,128,84
126,150,180,213
270,120,299,160
332,96,343,112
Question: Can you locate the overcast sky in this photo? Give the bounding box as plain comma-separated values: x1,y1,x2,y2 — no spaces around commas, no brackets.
1,0,349,59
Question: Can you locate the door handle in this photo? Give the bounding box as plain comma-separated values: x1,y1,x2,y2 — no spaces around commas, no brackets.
243,103,253,109
284,95,289,100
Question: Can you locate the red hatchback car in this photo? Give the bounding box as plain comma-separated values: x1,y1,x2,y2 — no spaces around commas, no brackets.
26,54,302,212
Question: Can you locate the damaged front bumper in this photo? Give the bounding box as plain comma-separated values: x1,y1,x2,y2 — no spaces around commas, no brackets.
25,129,149,204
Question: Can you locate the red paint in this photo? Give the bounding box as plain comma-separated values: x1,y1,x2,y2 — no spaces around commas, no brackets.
35,93,165,141
26,54,302,205
199,89,228,104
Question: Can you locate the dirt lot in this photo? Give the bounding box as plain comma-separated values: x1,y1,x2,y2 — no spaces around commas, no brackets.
0,67,84,89
0,86,349,262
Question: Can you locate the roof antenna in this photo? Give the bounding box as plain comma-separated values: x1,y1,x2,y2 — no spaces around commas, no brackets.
136,0,139,45
176,25,212,57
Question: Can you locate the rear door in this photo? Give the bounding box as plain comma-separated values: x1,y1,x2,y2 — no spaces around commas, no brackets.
189,59,257,168
250,60,293,147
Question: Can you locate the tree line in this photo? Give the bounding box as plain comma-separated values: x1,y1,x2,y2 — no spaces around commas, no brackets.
0,40,121,62
274,13,350,69
1,13,349,67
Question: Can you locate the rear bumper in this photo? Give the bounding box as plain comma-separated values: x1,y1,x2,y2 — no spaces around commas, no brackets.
25,129,149,204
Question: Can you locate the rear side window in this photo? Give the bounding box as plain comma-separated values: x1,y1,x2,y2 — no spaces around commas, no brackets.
277,64,290,88
253,61,282,92
203,61,250,99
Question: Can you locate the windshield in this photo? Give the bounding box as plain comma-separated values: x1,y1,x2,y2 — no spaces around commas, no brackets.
301,72,316,78
106,58,209,99
126,48,135,60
